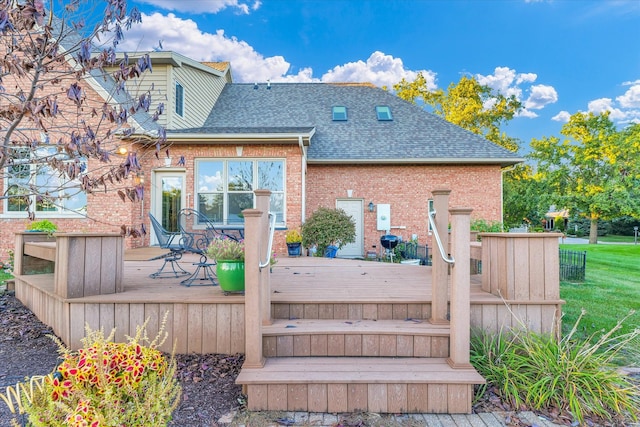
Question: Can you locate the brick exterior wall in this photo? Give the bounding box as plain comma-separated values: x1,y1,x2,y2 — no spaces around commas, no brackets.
306,164,503,254
1,133,504,262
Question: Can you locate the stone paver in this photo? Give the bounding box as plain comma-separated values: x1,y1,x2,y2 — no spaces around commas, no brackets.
225,410,568,426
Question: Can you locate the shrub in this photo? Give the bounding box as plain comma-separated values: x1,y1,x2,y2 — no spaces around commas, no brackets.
1,317,181,426
301,207,355,256
26,219,58,236
207,237,245,261
470,219,503,233
470,309,640,424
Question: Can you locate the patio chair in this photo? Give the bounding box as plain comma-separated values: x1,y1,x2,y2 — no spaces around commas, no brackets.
148,213,190,279
177,209,239,286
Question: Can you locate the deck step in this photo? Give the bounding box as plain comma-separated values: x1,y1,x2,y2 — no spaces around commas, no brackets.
263,319,450,357
237,357,484,413
271,302,433,321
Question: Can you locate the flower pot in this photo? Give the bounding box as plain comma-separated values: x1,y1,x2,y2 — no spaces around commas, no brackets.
216,260,245,293
286,242,302,257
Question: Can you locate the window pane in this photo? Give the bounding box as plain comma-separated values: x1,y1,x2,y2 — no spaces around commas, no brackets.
198,161,224,192
228,161,253,191
161,176,183,232
258,161,284,191
64,188,87,212
270,193,284,223
332,106,347,121
175,82,184,116
228,193,253,223
376,106,392,120
198,193,223,223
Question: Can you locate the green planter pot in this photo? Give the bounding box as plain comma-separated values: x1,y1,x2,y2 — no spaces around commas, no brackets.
216,260,245,293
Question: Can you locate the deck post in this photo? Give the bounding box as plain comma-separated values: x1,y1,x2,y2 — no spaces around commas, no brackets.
430,188,451,325
254,190,273,326
242,208,265,368
448,207,473,369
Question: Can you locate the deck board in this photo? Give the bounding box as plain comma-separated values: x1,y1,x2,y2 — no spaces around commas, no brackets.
237,357,485,385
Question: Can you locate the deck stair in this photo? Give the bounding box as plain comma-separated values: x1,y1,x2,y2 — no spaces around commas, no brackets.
236,190,485,414
237,309,485,413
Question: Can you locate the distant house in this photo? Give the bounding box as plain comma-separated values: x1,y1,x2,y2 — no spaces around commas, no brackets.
1,51,523,258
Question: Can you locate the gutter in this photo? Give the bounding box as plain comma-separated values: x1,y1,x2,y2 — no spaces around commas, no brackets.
307,157,525,167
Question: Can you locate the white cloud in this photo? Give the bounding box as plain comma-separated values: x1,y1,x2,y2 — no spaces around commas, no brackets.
587,98,627,121
120,13,290,83
476,67,558,118
518,109,539,118
552,111,571,122
616,83,640,108
476,67,524,99
320,51,435,89
524,84,558,110
134,0,257,14
120,15,433,87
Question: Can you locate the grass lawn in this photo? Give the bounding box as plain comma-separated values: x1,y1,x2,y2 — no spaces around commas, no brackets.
560,243,640,363
597,235,638,243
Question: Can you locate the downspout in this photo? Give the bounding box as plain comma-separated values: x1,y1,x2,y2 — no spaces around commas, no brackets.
299,136,307,224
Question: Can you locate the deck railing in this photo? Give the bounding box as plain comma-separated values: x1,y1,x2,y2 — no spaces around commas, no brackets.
242,189,273,368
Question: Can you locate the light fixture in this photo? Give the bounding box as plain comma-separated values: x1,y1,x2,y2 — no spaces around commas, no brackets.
134,171,145,186
368,201,375,212
116,146,128,156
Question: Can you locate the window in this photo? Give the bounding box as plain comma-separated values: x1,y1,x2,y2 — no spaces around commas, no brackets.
332,106,347,121
376,105,392,121
5,147,87,215
196,159,285,225
427,199,434,234
175,82,184,117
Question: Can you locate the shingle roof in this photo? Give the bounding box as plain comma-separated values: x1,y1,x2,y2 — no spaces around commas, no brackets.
185,83,522,165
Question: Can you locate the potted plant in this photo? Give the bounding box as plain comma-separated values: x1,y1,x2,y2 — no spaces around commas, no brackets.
207,238,245,293
26,219,58,236
285,229,303,257
301,207,356,258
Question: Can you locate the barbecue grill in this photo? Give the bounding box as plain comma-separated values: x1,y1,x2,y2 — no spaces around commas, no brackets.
380,235,399,262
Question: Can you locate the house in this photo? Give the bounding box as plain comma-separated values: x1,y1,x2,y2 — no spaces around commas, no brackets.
1,50,523,259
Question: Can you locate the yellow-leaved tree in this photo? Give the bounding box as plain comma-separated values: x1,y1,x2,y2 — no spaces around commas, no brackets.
393,73,522,151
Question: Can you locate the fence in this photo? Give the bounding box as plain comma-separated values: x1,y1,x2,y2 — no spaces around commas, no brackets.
559,249,586,281
398,242,431,266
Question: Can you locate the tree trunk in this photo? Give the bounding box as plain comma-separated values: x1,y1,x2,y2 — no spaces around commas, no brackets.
589,217,598,244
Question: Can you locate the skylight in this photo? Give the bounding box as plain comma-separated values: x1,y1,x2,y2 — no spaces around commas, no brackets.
376,106,392,121
332,106,347,121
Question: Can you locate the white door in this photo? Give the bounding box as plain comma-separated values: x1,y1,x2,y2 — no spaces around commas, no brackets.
336,199,364,258
150,172,186,245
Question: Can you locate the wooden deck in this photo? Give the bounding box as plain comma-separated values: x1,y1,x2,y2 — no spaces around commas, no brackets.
15,252,562,354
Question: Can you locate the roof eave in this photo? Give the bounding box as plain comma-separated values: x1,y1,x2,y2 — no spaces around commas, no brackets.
166,131,315,146
307,157,525,167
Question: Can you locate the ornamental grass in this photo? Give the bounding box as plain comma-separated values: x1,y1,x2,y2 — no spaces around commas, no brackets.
471,309,640,425
1,315,181,426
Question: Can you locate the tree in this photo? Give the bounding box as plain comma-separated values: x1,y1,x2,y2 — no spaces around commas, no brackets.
0,0,164,235
529,112,640,243
502,163,547,229
393,73,522,151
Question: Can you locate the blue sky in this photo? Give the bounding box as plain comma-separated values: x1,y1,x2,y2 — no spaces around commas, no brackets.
120,0,640,151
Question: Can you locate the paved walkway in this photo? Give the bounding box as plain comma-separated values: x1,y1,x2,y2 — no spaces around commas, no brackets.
221,410,563,426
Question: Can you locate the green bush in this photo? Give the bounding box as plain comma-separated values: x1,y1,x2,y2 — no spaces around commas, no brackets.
301,207,355,256
26,219,58,236
470,219,503,233
470,310,639,424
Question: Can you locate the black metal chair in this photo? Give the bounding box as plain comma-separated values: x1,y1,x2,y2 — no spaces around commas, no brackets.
148,213,190,279
177,209,239,286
